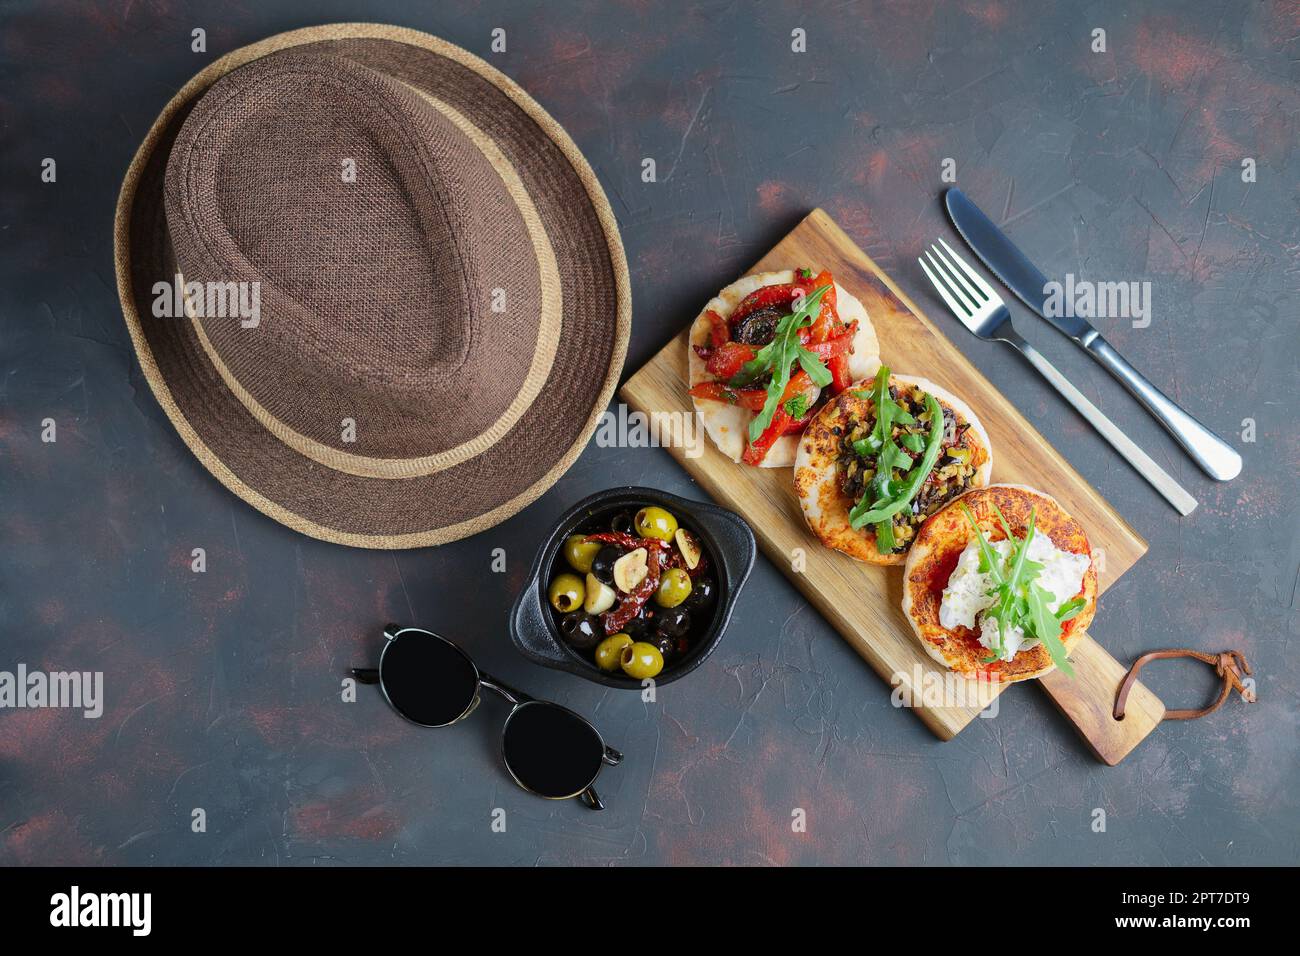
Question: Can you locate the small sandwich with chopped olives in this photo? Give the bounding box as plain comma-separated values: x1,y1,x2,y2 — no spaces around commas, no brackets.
793,366,993,564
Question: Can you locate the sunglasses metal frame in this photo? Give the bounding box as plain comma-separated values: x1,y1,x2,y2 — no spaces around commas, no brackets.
352,624,622,810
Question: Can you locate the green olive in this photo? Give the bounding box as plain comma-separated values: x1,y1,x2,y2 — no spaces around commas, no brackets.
620,641,664,680
594,633,633,672
655,567,693,608
548,573,585,613
562,534,601,574
634,506,678,542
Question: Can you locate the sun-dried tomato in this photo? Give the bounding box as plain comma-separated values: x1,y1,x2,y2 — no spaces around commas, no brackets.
602,541,664,634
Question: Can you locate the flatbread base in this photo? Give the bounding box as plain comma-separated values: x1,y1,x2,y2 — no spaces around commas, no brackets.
687,270,880,468
901,483,1098,682
793,373,993,565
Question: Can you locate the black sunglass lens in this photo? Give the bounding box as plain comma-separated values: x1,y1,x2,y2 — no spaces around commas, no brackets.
502,702,604,799
380,632,479,727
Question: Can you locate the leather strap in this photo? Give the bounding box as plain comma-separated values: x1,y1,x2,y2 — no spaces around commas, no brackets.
1114,649,1256,721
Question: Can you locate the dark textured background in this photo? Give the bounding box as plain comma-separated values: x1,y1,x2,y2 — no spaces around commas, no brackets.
1,0,1296,866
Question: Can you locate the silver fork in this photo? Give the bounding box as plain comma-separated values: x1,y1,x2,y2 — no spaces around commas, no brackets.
919,238,1198,516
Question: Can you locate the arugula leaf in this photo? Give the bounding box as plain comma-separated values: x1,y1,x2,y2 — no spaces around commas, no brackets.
737,285,831,443
960,504,1077,676
1028,583,1074,675
729,318,788,387
961,504,1004,586
874,441,913,484
851,435,882,457
962,505,1011,660
1054,597,1087,621
849,392,945,530
796,346,833,386
868,368,905,446
1001,506,1036,592
783,393,810,419
900,432,925,453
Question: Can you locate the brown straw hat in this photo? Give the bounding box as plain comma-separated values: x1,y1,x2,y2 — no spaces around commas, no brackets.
114,24,630,548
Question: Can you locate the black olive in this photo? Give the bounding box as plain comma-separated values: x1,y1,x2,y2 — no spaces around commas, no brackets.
590,545,622,584
656,606,691,640
732,305,783,346
623,605,656,641
941,405,957,443
653,634,677,660
686,577,716,610
559,612,603,651
610,510,635,536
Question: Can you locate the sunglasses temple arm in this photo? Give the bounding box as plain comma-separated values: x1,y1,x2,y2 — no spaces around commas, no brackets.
349,667,380,685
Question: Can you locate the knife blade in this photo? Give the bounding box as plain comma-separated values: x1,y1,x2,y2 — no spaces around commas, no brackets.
944,187,1092,341
942,187,1243,482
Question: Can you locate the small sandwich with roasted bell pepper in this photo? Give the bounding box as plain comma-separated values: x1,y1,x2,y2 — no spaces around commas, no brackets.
687,269,880,467
793,366,993,565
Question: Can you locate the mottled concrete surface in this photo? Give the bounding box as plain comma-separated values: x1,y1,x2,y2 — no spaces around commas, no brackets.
1,1,1296,865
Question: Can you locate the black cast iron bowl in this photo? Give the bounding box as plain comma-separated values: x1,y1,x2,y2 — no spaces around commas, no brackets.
510,487,756,688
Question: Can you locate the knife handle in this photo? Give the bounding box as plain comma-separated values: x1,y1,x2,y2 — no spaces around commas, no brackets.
1083,335,1243,481
1008,333,1199,515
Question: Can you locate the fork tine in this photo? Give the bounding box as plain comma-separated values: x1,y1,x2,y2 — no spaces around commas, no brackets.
937,237,998,301
929,242,986,308
922,249,979,315
918,254,972,319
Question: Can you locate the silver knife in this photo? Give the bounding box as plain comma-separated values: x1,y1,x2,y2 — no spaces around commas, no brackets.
944,188,1242,481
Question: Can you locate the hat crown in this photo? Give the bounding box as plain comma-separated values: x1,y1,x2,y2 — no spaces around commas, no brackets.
163,48,549,462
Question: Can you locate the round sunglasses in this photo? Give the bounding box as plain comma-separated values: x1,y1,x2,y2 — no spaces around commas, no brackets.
352,625,622,810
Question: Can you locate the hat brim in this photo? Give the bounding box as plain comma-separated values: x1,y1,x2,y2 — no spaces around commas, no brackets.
114,24,630,548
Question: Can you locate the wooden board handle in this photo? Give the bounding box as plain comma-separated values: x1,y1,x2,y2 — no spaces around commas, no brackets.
1038,635,1165,765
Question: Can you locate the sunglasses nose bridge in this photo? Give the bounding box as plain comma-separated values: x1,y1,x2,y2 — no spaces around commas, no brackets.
478,671,524,707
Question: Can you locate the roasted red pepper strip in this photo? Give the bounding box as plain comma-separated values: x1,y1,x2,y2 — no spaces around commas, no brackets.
729,269,837,334
781,411,814,434
804,269,839,342
798,320,857,359
828,353,852,393
743,409,792,465
812,320,858,392
728,283,799,329
703,341,757,380
687,381,768,411
742,369,817,465
705,308,730,347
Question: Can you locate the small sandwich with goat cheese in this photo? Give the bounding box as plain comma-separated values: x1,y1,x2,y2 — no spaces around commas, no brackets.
902,484,1098,683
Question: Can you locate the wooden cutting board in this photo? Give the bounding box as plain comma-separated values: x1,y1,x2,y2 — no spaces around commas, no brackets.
621,209,1165,765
